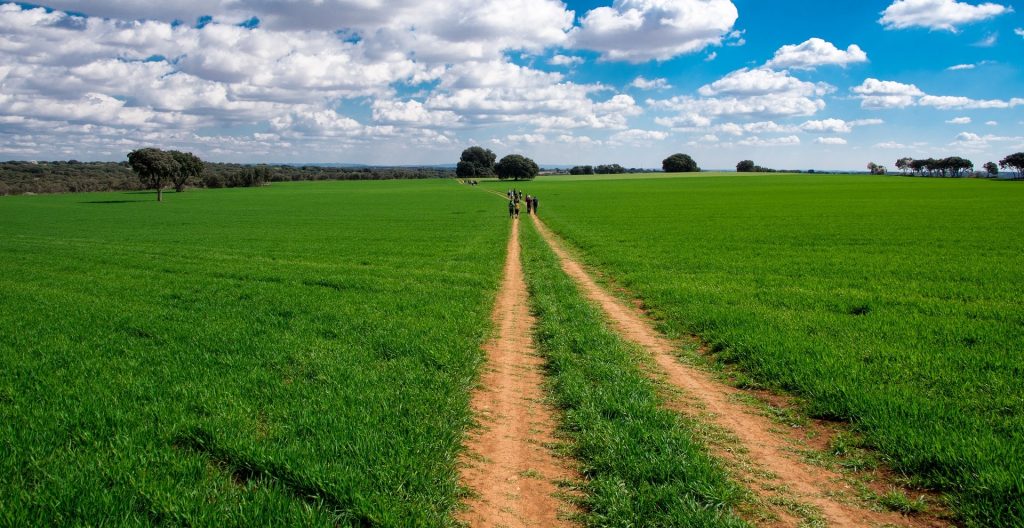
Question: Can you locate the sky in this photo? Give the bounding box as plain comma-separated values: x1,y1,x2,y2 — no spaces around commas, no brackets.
0,0,1021,170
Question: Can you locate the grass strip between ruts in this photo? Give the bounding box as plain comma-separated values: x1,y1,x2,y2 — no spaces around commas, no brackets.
518,217,749,527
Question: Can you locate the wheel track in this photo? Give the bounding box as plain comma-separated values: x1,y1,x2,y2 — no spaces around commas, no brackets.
458,217,579,528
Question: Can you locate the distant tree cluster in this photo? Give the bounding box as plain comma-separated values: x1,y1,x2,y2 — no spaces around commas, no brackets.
893,156,976,178
662,153,700,173
567,164,636,175
458,147,538,181
867,162,888,175
0,158,456,196
735,160,782,173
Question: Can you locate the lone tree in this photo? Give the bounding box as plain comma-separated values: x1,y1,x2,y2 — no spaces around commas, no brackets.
459,146,497,178
1000,152,1024,179
663,153,700,173
128,148,178,202
168,150,205,192
984,161,999,178
495,154,539,181
867,162,886,175
736,160,756,172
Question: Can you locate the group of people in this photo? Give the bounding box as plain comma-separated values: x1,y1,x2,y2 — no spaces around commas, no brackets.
507,189,539,219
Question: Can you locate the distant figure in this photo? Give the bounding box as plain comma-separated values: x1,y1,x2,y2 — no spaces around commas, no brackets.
508,200,515,218
525,195,533,214
533,196,538,215
514,201,520,219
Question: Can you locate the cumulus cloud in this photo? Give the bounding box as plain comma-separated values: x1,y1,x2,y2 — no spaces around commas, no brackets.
1016,27,1024,37
800,118,883,133
947,63,976,70
765,38,868,70
571,0,740,62
609,128,669,144
814,137,848,145
651,68,832,127
549,54,585,66
630,76,672,90
947,116,972,124
736,135,801,147
851,78,925,108
879,0,1011,31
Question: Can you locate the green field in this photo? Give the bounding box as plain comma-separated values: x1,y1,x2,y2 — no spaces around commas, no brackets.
512,174,1024,526
0,181,507,525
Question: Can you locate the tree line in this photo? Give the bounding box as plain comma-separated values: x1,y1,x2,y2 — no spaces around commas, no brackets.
888,153,1024,179
0,155,456,196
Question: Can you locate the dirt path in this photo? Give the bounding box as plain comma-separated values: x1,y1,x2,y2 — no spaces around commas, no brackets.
530,215,946,528
458,218,579,528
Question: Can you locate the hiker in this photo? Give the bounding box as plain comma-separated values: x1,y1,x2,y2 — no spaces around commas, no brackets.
508,200,515,218
514,200,520,219
533,195,538,215
526,195,533,215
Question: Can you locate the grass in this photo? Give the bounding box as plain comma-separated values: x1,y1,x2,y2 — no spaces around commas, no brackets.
518,217,750,527
506,174,1024,527
0,180,507,525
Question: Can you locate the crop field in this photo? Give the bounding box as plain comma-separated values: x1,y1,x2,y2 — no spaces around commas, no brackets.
514,174,1024,526
0,180,508,525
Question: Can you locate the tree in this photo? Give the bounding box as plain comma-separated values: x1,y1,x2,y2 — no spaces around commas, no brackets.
942,156,973,178
127,148,177,202
595,164,625,174
168,150,204,192
456,160,476,179
663,153,700,173
895,157,913,175
569,165,594,175
984,161,999,178
459,146,496,177
495,154,539,181
867,162,886,175
736,160,756,172
999,152,1024,179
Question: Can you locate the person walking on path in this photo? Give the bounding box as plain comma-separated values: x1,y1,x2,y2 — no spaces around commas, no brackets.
532,195,539,215
525,195,532,215
508,199,515,219
514,200,520,219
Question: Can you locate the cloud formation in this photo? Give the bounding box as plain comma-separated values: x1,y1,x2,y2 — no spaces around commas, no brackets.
879,0,1011,32
571,0,740,62
765,38,868,70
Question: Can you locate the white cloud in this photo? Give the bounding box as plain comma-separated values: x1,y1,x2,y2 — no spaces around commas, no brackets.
947,63,976,70
973,33,998,47
851,78,924,108
815,137,848,145
507,133,547,143
571,0,740,62
765,38,868,70
798,118,882,133
651,68,832,126
737,135,801,147
879,0,1011,32
609,128,669,144
853,78,1024,111
947,116,972,124
952,131,1024,149
630,76,672,90
1016,27,1024,37
875,141,911,149
986,120,999,126
549,54,585,66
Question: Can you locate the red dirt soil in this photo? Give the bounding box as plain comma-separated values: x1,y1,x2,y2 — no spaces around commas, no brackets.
458,218,580,528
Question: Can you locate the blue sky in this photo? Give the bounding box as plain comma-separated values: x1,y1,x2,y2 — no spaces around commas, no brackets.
0,0,1021,169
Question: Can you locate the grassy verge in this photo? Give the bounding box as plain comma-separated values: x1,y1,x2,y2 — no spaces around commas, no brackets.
518,218,749,527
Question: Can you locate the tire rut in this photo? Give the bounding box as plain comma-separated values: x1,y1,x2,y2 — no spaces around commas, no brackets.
529,214,948,528
458,218,580,528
